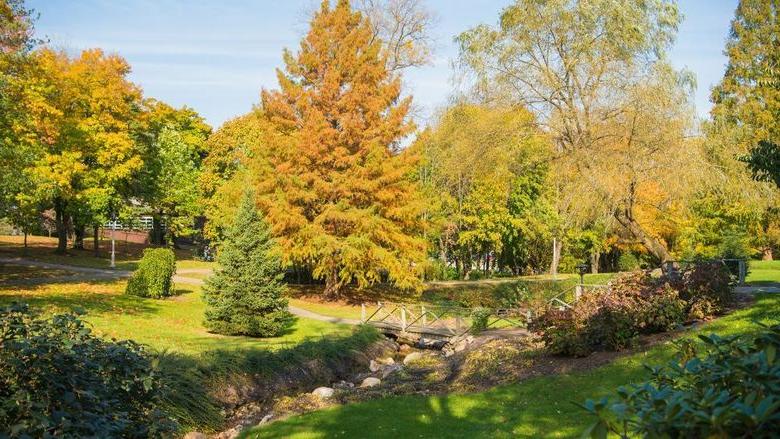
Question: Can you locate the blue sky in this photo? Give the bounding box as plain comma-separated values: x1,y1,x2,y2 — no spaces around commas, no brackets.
28,0,738,129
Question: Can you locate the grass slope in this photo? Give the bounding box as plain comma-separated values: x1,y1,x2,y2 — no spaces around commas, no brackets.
747,260,780,284
246,294,780,439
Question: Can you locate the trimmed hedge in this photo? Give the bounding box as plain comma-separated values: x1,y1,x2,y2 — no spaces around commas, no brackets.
582,324,780,438
531,265,731,357
0,304,175,437
126,248,176,298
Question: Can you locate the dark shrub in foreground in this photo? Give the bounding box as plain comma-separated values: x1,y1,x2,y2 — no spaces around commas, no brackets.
126,247,176,298
672,261,733,319
582,324,780,438
0,304,175,437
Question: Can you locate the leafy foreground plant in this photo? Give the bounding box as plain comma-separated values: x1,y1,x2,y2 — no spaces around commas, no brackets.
0,303,175,437
582,324,780,438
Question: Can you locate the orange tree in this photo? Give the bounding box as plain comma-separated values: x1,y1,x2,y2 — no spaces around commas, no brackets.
256,0,426,298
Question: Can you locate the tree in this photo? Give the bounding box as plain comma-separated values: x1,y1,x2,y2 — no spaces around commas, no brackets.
202,191,292,337
711,0,779,186
356,0,436,71
25,48,142,254
258,0,426,298
456,0,692,264
134,101,210,245
415,103,553,277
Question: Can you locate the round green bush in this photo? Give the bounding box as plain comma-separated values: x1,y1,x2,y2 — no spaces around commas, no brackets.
0,304,175,437
617,251,640,271
126,248,176,298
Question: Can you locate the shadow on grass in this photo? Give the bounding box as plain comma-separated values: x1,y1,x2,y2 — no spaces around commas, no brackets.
157,324,383,433
0,279,163,317
243,294,780,438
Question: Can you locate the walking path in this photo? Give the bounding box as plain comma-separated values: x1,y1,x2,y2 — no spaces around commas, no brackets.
0,256,354,324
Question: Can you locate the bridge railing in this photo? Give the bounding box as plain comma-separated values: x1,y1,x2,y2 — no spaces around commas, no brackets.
361,302,529,336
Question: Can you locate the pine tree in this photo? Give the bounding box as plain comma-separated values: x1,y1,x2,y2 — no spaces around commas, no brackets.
202,191,291,337
258,0,426,299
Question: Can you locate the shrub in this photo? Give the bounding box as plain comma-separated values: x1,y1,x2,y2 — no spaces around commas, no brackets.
203,191,292,337
126,247,176,298
673,261,734,318
469,307,492,334
617,252,640,271
531,272,687,356
0,304,175,437
581,325,780,438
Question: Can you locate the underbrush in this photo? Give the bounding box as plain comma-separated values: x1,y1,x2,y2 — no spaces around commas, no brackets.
531,262,734,357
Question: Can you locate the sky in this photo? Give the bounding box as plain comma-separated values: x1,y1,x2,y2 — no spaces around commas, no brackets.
28,0,739,129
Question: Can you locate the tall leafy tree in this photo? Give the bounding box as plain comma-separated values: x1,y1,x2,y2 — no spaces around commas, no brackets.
457,0,694,264
135,101,211,245
25,48,142,253
258,0,426,298
711,0,780,187
202,191,291,337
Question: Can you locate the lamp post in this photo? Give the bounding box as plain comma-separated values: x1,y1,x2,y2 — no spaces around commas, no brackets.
110,213,116,269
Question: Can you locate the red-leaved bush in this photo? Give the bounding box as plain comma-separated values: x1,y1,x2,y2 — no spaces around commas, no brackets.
531,266,726,357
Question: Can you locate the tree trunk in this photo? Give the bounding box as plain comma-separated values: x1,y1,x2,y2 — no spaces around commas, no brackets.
323,268,341,300
54,198,67,254
590,252,600,274
73,223,85,250
93,224,100,257
762,247,773,261
23,231,28,255
614,209,671,263
549,238,562,276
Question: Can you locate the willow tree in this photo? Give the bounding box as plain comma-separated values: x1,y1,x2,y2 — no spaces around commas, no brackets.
259,0,426,298
457,0,692,264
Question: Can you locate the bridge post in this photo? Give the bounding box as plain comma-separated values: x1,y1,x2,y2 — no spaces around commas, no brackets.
401,305,407,331
421,305,427,327
575,284,583,301
361,303,366,323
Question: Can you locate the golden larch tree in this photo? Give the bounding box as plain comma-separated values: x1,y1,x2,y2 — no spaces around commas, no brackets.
259,0,426,298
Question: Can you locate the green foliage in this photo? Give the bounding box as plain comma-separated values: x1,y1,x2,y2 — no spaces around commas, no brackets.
203,191,292,337
582,324,780,438
0,303,175,437
126,248,176,298
469,307,492,334
617,252,640,271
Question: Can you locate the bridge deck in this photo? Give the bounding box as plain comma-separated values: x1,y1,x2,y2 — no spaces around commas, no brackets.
367,321,462,339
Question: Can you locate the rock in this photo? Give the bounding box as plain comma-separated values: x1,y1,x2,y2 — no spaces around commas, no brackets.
183,432,208,439
311,386,335,399
359,377,381,388
381,363,403,378
399,343,412,353
403,351,424,365
369,359,381,372
378,357,395,365
333,380,354,390
259,413,274,425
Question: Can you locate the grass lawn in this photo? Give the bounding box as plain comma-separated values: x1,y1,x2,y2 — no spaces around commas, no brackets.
246,294,780,438
0,279,350,355
0,234,215,272
746,260,780,284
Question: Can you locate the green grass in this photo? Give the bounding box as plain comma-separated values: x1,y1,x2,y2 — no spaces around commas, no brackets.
0,279,350,356
746,260,780,285
246,294,780,438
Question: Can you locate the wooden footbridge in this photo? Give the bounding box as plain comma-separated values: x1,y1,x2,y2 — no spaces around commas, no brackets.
360,302,529,342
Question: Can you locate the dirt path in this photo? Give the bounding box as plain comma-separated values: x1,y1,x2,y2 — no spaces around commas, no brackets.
735,283,780,294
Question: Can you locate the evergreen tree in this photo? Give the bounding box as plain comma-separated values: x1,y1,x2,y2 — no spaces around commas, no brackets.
711,0,780,185
259,0,426,298
202,191,291,337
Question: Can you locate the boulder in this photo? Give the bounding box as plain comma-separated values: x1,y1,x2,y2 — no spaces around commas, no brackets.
369,359,381,372
403,351,424,365
311,386,335,399
359,377,381,388
183,433,208,439
381,363,403,378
